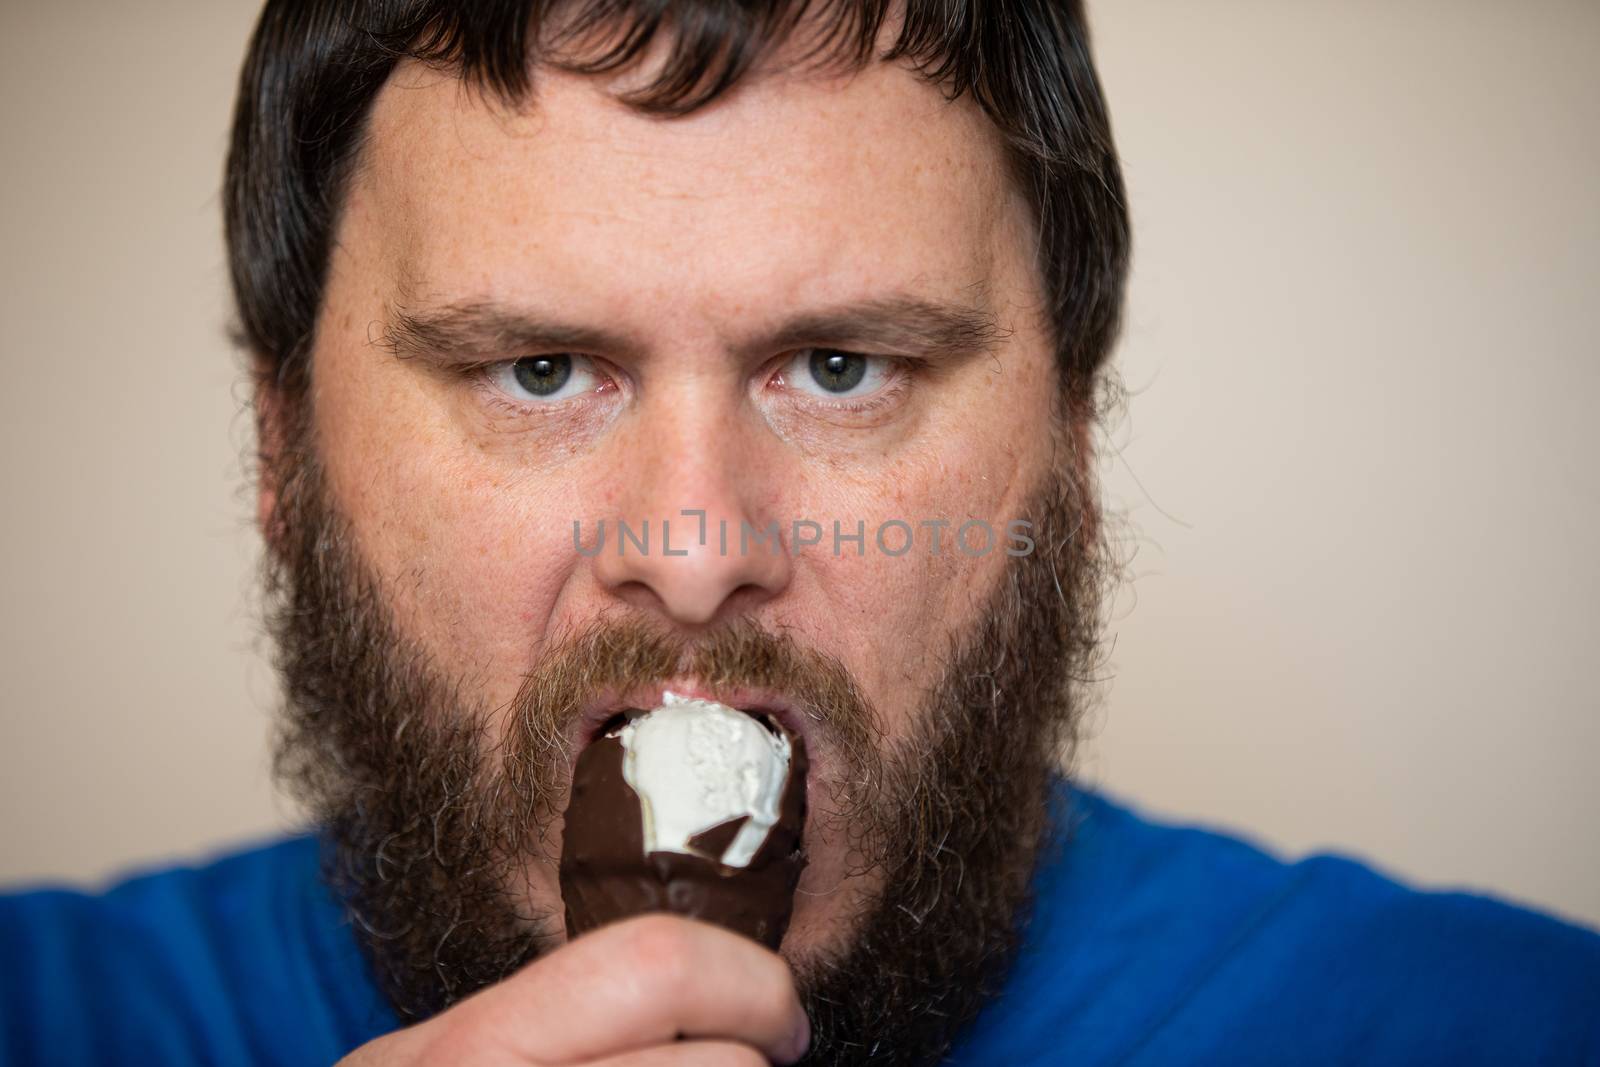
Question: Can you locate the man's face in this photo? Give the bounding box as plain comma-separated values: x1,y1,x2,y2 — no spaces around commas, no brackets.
269,43,1100,1054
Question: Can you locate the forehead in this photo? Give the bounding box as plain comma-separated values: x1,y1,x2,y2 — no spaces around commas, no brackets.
347,54,1033,330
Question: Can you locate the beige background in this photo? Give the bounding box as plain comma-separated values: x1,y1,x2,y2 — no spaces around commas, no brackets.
2,2,1596,928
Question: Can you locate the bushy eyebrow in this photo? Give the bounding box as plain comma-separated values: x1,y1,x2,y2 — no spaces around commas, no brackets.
766,295,1009,362
377,301,629,364
376,293,1009,366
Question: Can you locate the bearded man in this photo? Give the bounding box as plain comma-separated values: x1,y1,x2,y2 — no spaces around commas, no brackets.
2,1,1596,1064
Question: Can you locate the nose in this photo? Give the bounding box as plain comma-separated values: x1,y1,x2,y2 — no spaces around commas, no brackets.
590,415,791,627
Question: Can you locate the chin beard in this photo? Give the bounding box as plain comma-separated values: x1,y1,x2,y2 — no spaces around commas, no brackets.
264,418,1107,1064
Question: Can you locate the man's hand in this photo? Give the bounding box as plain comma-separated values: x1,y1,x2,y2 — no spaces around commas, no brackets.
336,914,811,1066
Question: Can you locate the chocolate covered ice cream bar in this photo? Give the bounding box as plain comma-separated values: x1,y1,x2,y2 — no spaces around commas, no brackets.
559,692,808,949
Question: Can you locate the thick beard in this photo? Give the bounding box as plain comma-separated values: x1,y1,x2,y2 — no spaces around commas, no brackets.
265,415,1107,1064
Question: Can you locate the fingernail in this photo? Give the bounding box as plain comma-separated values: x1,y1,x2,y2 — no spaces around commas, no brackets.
787,1011,812,1062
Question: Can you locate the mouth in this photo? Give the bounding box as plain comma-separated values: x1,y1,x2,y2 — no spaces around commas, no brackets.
565,681,823,784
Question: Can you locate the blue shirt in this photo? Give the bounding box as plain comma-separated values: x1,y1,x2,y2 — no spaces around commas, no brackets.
3,785,1596,1064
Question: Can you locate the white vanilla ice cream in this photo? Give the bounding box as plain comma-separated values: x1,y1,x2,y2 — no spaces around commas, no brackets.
616,691,793,868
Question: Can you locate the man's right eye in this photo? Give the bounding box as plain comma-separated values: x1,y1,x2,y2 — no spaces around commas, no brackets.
488,354,607,405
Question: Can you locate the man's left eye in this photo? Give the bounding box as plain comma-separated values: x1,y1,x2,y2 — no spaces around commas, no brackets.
782,349,894,399
488,354,605,404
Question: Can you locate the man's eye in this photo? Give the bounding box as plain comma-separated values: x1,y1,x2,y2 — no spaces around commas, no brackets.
488,354,604,403
784,349,893,399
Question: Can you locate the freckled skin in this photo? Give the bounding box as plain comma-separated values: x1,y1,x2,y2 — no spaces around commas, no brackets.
300,54,1061,964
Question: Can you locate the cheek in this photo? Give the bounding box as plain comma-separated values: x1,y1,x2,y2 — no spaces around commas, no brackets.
314,359,588,705
402,476,579,682
780,418,1041,743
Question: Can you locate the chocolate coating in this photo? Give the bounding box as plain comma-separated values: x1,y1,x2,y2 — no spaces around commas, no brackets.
559,714,808,949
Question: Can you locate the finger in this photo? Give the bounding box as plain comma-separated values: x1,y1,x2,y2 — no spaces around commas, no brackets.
463,914,809,1065
591,1040,770,1067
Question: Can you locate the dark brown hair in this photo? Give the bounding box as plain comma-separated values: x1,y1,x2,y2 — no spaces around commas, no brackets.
224,0,1130,414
